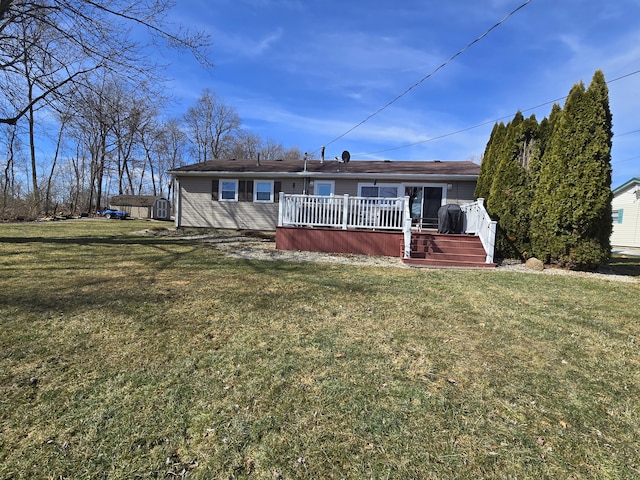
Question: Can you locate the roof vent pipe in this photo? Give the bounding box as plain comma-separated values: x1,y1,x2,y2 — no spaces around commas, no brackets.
257,153,260,167
303,153,308,172
321,146,325,164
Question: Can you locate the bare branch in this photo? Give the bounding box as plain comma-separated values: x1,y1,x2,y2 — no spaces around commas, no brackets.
0,1,212,125
0,64,103,125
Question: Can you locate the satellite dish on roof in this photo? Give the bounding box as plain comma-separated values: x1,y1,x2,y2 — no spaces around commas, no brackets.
341,150,351,163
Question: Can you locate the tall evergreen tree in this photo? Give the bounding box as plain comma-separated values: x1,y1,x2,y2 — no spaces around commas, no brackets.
529,103,561,192
487,112,538,258
570,70,613,266
537,103,562,159
474,122,506,201
530,70,613,269
531,83,584,263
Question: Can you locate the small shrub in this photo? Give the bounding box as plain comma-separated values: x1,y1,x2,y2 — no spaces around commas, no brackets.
557,239,610,271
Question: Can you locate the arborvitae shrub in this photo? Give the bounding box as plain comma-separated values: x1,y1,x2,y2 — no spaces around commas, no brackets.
475,122,506,201
486,113,537,259
478,71,612,270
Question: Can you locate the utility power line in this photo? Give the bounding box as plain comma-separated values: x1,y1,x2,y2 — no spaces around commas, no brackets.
354,69,640,158
616,128,640,138
318,0,534,153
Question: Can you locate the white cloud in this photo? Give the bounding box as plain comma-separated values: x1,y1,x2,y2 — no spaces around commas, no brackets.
208,27,284,59
273,30,456,108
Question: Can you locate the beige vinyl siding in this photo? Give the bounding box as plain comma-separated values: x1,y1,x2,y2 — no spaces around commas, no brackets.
279,179,303,195
178,177,279,230
448,181,477,204
176,176,480,231
333,179,358,196
611,185,640,248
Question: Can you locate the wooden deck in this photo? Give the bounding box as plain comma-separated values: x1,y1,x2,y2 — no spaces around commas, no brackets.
276,194,496,268
276,227,496,268
276,226,403,257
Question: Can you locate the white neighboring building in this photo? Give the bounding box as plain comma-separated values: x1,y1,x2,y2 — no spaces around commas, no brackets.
611,177,640,249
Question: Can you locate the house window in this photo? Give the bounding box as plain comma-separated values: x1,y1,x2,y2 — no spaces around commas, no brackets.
220,180,238,201
254,180,274,202
315,181,334,196
359,184,399,198
252,180,282,203
212,179,239,201
612,209,624,224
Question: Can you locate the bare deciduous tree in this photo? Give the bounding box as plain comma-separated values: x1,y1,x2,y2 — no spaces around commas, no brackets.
229,133,303,163
184,89,241,162
282,146,303,161
0,0,211,126
140,118,186,198
230,131,261,161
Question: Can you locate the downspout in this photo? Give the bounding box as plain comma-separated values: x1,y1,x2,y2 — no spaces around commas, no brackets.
303,153,309,194
174,177,181,228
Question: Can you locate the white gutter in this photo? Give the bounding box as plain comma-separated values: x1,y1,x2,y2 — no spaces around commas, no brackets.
167,171,478,182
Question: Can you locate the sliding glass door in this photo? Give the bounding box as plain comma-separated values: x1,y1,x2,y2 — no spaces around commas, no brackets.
406,186,443,229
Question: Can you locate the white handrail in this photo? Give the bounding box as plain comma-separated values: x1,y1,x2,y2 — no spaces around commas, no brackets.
460,198,497,263
279,193,408,231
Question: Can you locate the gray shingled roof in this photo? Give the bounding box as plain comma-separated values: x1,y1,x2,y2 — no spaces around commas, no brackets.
110,195,164,207
170,158,480,176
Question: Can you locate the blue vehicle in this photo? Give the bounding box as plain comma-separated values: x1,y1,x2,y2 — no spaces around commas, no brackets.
97,208,130,220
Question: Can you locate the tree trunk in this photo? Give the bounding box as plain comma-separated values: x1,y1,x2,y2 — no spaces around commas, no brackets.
28,101,39,214
44,117,67,215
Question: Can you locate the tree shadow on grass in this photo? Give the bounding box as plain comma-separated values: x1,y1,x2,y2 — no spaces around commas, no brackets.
0,230,404,319
0,235,196,246
608,255,640,277
0,235,220,316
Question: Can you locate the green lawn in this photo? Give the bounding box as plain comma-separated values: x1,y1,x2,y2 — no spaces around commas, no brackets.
1,220,639,479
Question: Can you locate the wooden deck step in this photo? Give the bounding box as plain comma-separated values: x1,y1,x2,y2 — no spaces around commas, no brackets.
403,258,497,268
403,232,496,268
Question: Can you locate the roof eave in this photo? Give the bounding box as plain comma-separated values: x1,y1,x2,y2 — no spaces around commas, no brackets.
168,171,478,181
612,177,640,195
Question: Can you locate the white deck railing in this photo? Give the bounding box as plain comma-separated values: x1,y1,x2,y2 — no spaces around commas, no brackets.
278,193,496,263
460,198,497,264
278,193,409,231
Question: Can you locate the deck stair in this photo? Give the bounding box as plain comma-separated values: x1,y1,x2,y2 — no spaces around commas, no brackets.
403,232,496,268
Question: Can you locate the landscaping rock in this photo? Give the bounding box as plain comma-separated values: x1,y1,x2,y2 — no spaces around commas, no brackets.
525,257,545,271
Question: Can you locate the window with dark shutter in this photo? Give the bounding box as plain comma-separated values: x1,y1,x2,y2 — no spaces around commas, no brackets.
274,181,282,202
212,179,219,200
238,180,253,202
219,180,239,201
254,180,276,202
246,180,253,201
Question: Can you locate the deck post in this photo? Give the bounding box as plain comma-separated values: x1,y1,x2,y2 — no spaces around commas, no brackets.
485,218,497,264
277,191,285,227
342,194,349,230
403,196,411,259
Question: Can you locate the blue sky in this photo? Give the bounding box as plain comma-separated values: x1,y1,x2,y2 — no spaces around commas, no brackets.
165,0,640,188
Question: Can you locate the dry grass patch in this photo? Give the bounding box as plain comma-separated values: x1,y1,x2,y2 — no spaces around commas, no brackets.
0,220,639,479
